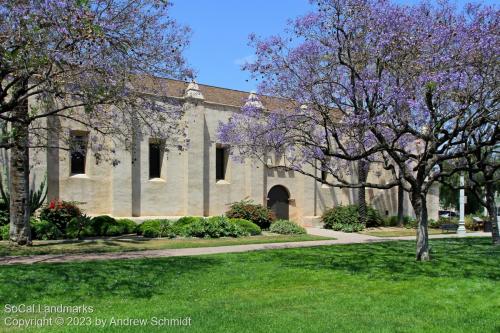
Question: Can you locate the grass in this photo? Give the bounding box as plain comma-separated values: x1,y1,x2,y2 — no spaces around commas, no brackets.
0,234,330,257
0,238,498,333
361,227,445,237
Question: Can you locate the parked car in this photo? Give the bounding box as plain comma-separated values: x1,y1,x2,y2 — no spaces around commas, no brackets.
439,210,457,218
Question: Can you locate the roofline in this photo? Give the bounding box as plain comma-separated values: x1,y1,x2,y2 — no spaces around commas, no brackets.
160,77,290,103
165,77,255,95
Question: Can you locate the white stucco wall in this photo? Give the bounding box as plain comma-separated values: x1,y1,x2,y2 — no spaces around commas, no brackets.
25,88,439,225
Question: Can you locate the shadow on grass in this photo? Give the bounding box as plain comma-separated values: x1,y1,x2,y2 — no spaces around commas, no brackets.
0,256,221,303
262,238,500,281
0,238,497,305
0,238,156,256
32,237,150,248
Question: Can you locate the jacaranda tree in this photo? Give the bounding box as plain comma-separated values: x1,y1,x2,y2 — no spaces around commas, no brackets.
218,0,499,260
0,0,192,245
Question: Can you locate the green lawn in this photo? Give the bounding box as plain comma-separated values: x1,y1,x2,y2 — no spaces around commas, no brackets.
360,227,445,237
0,238,498,333
0,234,330,257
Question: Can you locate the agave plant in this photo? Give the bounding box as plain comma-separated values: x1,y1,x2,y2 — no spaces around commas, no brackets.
0,165,48,215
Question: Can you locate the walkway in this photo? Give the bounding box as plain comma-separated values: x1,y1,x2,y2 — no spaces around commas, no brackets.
0,228,489,265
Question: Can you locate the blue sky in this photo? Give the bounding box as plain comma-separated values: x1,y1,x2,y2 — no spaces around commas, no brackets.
171,0,496,92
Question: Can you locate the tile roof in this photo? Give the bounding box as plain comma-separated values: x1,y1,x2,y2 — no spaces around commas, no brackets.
133,76,296,111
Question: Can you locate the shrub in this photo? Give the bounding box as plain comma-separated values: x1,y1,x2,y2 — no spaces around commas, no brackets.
322,205,383,230
90,215,117,236
0,210,8,227
340,223,364,232
172,216,203,236
322,205,378,233
31,219,63,240
329,222,364,233
402,216,418,229
64,216,134,239
269,220,306,235
158,220,176,238
0,201,8,226
183,219,205,238
463,215,486,231
138,219,175,238
464,215,474,230
428,219,440,229
437,216,458,226
142,226,160,238
0,224,9,240
226,200,275,229
207,216,247,237
383,216,400,227
330,222,345,231
39,200,82,233
230,218,261,235
139,219,161,231
139,219,163,234
323,205,358,229
365,207,384,227
426,217,461,229
322,205,381,232
66,215,93,239
116,219,138,234
174,216,200,227
184,216,247,238
105,225,123,237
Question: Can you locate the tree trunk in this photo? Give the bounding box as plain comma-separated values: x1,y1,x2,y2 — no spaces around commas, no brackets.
485,183,499,246
411,191,430,261
9,102,31,245
397,184,405,226
357,160,368,226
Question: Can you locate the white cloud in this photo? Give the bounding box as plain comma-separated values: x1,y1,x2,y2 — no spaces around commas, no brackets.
234,54,256,67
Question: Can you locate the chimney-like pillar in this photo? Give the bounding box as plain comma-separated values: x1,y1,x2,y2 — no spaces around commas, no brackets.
184,82,206,216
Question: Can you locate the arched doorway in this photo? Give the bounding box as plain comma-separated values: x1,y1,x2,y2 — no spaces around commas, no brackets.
267,185,290,220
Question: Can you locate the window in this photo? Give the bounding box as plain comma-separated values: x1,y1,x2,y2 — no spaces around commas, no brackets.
274,152,285,167
70,132,88,175
320,160,328,183
321,169,328,183
216,146,228,181
149,140,163,179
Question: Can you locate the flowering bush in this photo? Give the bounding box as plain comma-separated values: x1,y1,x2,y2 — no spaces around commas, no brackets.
39,200,82,234
226,200,275,229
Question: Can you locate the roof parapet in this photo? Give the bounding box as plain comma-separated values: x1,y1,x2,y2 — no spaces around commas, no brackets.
184,81,205,101
244,91,264,109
